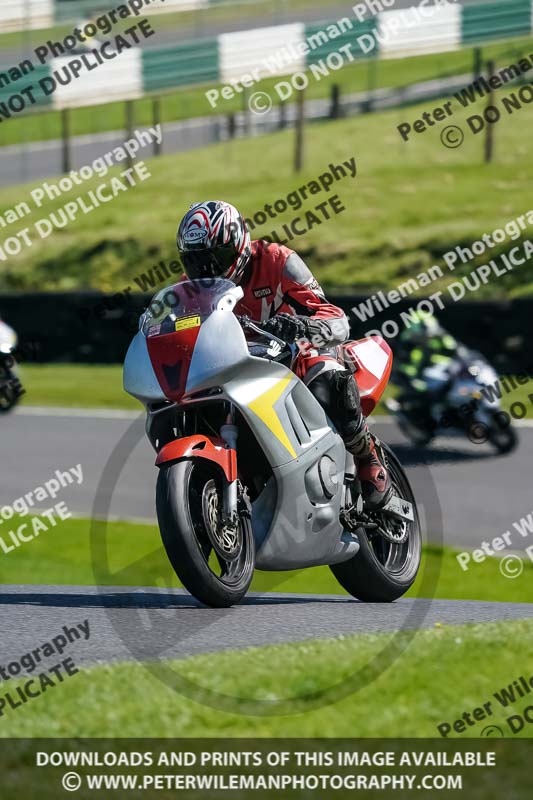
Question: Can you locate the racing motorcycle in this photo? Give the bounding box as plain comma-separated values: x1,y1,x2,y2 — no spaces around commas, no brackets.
387,352,518,455
124,279,421,607
0,318,23,413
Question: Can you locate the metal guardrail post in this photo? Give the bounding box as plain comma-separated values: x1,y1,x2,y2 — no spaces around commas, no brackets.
473,47,483,80
330,84,340,119
365,58,377,113
484,60,495,164
279,101,287,129
294,89,305,173
152,97,162,156
125,100,134,169
61,109,71,175
242,88,251,136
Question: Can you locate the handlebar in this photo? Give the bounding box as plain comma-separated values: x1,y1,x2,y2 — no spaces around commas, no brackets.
236,315,287,349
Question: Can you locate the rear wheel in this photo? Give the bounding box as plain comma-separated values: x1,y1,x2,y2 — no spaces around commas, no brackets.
330,443,421,602
488,415,518,455
156,460,255,607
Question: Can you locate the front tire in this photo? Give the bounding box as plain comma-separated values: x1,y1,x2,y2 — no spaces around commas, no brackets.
156,460,255,607
330,443,421,602
0,370,21,413
396,412,432,447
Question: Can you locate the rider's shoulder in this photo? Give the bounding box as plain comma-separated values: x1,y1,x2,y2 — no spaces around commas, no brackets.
252,239,294,266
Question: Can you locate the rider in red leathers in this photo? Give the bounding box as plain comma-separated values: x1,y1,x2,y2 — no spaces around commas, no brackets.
176,200,391,508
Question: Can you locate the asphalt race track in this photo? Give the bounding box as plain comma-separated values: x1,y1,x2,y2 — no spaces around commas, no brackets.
2,408,532,549
2,586,533,666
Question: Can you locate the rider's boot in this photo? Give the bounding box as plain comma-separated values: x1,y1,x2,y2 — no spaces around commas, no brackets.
346,424,392,510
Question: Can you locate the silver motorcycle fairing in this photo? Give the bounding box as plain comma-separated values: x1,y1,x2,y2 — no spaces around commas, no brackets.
124,298,359,569
123,329,167,403
252,436,358,569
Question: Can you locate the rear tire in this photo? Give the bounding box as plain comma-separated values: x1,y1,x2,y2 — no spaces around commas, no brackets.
156,460,255,608
488,415,518,455
330,444,421,602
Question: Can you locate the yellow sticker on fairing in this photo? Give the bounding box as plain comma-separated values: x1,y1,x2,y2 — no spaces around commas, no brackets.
175,315,201,331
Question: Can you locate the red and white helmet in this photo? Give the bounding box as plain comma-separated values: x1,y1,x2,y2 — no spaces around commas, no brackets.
176,200,251,283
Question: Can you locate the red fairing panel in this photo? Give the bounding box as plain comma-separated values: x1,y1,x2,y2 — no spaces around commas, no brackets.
147,328,200,402
343,336,393,416
155,435,237,483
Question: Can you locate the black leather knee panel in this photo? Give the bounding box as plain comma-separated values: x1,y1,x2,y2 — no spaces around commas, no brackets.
308,370,364,439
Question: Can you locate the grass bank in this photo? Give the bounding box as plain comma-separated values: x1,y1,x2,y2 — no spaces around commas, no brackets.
1,619,531,738
1,79,532,296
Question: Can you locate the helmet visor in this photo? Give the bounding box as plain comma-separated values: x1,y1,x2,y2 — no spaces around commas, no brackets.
180,243,240,280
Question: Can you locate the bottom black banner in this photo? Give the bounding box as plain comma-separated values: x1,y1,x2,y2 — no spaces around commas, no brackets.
1,738,531,798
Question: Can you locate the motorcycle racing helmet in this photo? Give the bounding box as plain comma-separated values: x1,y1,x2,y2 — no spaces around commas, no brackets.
400,311,444,344
177,200,251,284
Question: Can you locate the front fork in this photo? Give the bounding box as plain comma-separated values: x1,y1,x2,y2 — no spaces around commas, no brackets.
219,405,239,526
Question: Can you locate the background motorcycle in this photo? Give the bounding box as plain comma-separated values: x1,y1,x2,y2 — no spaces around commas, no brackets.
124,279,421,607
0,319,23,414
387,353,518,455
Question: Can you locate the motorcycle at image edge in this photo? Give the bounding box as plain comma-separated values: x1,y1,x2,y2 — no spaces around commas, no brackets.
386,353,518,455
0,318,23,414
123,279,422,608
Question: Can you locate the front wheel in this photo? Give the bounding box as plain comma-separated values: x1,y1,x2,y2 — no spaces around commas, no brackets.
0,368,21,413
156,460,255,608
330,443,422,602
395,411,432,447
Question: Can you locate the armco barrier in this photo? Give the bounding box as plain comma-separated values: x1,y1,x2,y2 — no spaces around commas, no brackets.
0,0,53,33
53,0,210,24
461,0,532,43
142,39,219,92
305,19,377,66
0,64,52,109
1,0,209,31
1,292,531,370
1,1,532,110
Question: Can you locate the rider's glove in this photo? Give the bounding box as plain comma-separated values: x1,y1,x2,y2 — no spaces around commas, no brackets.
262,313,307,343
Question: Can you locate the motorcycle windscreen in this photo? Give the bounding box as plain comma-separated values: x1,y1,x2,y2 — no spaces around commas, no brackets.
343,336,392,415
142,279,236,337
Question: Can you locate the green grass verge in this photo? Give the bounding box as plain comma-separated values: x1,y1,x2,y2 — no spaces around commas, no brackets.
1,619,531,737
1,514,531,604
1,64,532,296
1,36,530,148
19,364,140,409
18,364,533,417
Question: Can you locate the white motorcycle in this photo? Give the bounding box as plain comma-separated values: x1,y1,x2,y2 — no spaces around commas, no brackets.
388,354,518,455
124,279,421,607
0,319,23,413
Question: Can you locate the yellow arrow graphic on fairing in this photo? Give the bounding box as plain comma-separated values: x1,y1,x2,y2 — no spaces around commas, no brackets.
247,375,296,458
